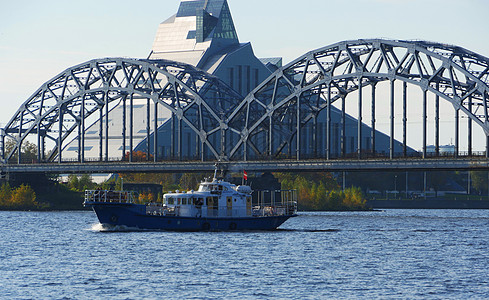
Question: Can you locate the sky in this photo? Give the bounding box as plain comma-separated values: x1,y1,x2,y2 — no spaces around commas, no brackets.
1,0,488,149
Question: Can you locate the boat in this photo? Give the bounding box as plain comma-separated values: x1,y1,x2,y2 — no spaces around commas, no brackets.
83,173,298,231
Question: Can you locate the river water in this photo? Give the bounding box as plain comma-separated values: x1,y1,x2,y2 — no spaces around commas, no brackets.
1,209,488,299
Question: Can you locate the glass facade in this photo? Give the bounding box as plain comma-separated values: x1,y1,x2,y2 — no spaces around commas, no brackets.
196,9,218,42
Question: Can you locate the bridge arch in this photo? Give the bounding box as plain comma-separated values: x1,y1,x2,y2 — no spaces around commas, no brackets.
227,39,489,160
1,58,242,163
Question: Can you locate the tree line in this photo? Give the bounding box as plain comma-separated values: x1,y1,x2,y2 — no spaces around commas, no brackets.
0,183,41,210
275,173,368,211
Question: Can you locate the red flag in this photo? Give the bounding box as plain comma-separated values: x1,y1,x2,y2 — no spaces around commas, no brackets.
243,170,248,181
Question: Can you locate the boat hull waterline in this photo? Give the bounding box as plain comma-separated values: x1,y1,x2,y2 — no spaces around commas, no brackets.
91,203,296,231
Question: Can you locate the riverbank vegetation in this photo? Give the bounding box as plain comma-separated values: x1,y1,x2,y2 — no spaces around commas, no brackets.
275,173,368,211
0,183,43,210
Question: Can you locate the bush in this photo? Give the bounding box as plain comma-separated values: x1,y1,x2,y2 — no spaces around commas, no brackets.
0,183,39,210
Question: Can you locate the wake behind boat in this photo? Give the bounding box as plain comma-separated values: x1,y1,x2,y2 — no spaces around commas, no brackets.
84,174,297,231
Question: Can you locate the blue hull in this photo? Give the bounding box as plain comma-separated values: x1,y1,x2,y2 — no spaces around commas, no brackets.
89,203,296,231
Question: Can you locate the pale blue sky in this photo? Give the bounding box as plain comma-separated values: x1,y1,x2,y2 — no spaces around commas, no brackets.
1,0,488,149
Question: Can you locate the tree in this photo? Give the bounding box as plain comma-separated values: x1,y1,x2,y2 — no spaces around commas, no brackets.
5,139,37,163
11,184,37,209
471,171,487,195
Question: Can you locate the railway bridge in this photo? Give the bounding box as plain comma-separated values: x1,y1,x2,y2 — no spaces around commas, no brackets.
1,39,489,174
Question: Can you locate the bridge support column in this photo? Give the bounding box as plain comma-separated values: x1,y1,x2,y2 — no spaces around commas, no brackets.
77,120,82,163
296,93,301,161
371,83,376,156
122,94,126,161
202,139,206,162
435,83,440,157
313,115,317,159
146,98,151,161
154,100,158,162
468,95,472,156
178,118,182,161
1,128,5,162
402,81,407,157
341,95,346,158
81,96,86,163
99,107,103,162
37,128,42,163
269,116,273,158
105,92,109,162
390,80,395,159
170,112,175,159
358,77,363,159
18,114,23,164
58,107,63,164
41,135,45,162
422,89,427,159
455,108,459,158
221,127,226,160
484,91,488,159
486,135,489,159
129,94,134,162
326,82,331,160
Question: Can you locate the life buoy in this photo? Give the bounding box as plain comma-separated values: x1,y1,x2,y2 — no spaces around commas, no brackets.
229,223,237,230
110,215,118,223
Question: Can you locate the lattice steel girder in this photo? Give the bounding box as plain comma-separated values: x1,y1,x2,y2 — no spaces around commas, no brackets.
2,58,242,163
228,39,489,159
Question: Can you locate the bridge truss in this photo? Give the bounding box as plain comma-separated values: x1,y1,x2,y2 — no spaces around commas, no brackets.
1,40,489,166
1,58,242,163
227,39,489,160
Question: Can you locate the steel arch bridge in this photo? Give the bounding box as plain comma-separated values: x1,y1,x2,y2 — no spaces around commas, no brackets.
227,39,489,161
1,58,242,164
1,39,489,169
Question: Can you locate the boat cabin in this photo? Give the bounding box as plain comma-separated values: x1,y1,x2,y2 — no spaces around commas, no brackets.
157,179,252,218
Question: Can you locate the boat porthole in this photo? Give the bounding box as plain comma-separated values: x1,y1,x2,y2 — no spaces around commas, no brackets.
202,222,210,231
229,223,237,230
110,215,118,223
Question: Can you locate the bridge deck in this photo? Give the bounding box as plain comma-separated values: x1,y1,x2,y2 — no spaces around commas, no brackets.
1,158,489,174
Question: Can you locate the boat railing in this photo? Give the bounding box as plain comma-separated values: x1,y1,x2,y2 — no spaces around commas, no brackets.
252,189,298,216
84,190,138,204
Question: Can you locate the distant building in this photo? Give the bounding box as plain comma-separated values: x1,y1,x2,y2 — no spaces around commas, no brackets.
63,0,414,161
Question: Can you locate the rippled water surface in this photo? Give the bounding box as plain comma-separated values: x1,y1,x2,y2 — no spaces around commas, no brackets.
1,210,489,299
